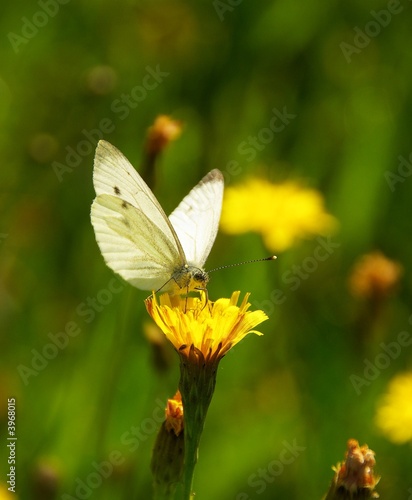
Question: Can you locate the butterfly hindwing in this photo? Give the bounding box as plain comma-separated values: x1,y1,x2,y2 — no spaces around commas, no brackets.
91,193,182,290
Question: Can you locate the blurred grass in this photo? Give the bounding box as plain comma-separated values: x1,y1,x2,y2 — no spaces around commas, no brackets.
1,0,412,498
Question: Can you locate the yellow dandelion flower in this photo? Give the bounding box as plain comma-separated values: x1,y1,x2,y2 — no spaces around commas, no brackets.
220,178,337,252
375,371,412,444
145,291,267,363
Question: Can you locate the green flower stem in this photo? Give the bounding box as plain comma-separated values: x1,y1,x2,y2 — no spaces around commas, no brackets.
178,346,218,500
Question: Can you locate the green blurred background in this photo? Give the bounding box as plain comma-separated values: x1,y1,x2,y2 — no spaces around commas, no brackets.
1,0,412,498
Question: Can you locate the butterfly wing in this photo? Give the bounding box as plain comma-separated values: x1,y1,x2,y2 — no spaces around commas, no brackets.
91,140,186,290
168,169,224,267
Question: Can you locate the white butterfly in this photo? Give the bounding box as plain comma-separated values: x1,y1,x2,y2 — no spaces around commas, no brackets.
91,140,224,294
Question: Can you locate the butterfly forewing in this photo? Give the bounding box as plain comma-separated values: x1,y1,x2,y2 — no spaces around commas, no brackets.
93,140,186,260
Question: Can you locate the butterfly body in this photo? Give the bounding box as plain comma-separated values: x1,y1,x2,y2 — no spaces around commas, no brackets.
91,140,223,294
170,264,209,293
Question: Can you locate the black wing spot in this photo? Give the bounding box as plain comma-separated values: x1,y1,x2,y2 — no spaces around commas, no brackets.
121,201,128,209
114,186,121,195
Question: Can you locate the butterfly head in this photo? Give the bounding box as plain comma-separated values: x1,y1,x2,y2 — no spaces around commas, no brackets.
172,264,209,294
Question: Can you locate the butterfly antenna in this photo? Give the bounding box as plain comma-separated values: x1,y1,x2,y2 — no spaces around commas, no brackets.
208,255,277,274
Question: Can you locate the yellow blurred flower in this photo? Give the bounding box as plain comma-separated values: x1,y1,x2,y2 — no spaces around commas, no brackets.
145,291,267,363
220,178,337,251
349,251,403,300
145,114,182,157
375,371,412,444
0,484,16,500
